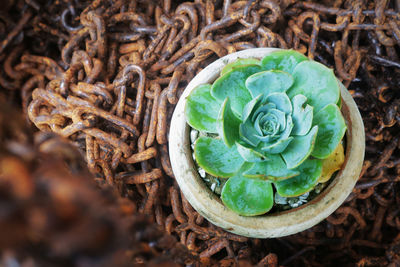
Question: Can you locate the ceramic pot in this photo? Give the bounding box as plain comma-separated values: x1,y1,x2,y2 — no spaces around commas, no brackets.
169,48,365,238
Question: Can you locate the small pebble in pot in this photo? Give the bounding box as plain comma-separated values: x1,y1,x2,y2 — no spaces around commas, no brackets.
314,183,325,194
275,193,288,205
300,192,310,200
288,198,302,208
198,168,206,178
190,129,199,143
210,183,216,192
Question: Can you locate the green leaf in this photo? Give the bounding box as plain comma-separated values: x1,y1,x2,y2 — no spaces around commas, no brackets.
311,103,347,159
275,159,323,197
254,113,273,137
265,92,292,114
211,65,262,117
242,94,263,122
254,109,286,143
260,115,293,154
236,142,268,162
245,70,294,99
261,137,293,154
194,137,244,178
217,98,241,147
251,102,277,121
185,84,221,133
264,109,286,132
237,161,255,174
221,174,274,216
243,154,299,181
261,50,308,74
291,94,313,136
221,58,261,76
239,119,261,147
281,125,318,169
287,61,340,114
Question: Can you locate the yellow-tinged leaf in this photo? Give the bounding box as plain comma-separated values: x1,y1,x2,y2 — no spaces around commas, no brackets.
318,142,345,183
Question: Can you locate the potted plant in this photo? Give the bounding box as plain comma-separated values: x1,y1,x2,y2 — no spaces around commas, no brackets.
169,48,365,238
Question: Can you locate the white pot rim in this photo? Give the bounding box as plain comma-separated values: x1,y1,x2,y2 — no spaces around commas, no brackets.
169,48,365,238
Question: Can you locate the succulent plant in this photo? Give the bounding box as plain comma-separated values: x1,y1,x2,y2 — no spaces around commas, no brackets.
185,50,347,216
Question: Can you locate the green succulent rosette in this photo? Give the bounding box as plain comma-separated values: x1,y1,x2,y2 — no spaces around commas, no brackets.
185,50,347,216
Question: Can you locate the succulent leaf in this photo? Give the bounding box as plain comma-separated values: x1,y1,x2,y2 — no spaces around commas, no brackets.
275,159,323,197
311,103,347,159
185,84,221,133
218,98,241,147
291,94,313,136
221,58,261,76
245,70,294,99
243,154,300,181
260,115,293,153
265,92,292,114
242,94,263,122
319,142,345,183
251,102,277,121
239,119,262,147
236,141,268,162
281,125,318,169
255,109,286,141
261,50,308,74
194,137,244,178
211,65,262,117
288,61,340,114
254,112,276,137
221,174,274,216
261,136,293,154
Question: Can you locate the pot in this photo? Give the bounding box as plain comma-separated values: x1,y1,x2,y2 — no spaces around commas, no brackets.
169,48,365,238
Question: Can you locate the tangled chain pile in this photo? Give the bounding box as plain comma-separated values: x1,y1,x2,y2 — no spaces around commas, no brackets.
0,96,197,266
1,0,400,266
